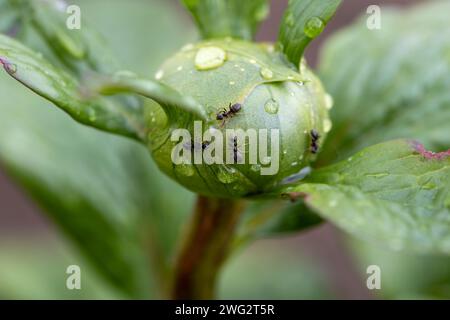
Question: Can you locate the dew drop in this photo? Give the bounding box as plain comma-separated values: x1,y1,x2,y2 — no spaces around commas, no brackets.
229,81,235,86
175,163,195,177
250,164,261,172
304,17,325,38
264,99,279,114
286,13,295,27
324,93,334,110
0,58,17,74
217,166,237,184
323,118,333,133
5,63,17,74
195,46,227,71
261,156,272,165
291,161,298,167
260,67,273,80
155,69,164,80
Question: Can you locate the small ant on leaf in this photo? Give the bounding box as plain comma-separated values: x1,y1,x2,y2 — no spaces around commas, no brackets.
310,129,320,154
184,140,210,153
228,135,247,164
216,103,242,127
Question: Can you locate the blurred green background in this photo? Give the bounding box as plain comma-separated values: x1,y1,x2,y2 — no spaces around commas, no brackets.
2,0,449,299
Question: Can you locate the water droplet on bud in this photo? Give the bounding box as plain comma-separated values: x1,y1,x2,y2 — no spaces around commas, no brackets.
264,99,279,114
286,13,295,27
304,17,325,38
260,67,273,80
195,46,227,71
175,164,195,177
217,166,237,184
155,70,164,80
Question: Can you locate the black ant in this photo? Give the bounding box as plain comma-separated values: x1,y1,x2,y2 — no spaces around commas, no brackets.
310,129,320,154
216,103,242,126
185,140,210,152
233,136,239,164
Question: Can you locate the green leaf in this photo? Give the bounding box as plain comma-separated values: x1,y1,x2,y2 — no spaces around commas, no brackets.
278,0,342,68
274,140,450,254
181,0,269,40
0,34,149,140
0,0,196,298
319,1,450,163
92,72,208,122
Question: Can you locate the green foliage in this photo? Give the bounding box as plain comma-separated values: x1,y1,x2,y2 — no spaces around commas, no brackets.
0,0,195,298
0,34,147,140
319,0,450,162
276,140,450,254
181,0,269,40
278,0,342,68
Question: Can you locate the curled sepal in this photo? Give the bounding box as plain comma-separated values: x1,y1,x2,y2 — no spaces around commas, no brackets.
0,34,146,140
278,0,342,68
91,72,208,124
271,140,450,254
181,0,269,40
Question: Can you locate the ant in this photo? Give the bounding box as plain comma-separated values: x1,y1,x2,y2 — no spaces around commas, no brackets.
310,129,320,154
184,140,210,153
233,136,239,164
216,103,242,126
229,135,248,164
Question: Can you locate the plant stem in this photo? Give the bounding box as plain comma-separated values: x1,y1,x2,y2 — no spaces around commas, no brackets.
172,195,245,299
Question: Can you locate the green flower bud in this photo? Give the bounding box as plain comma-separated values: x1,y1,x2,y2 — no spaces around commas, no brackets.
147,39,332,198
